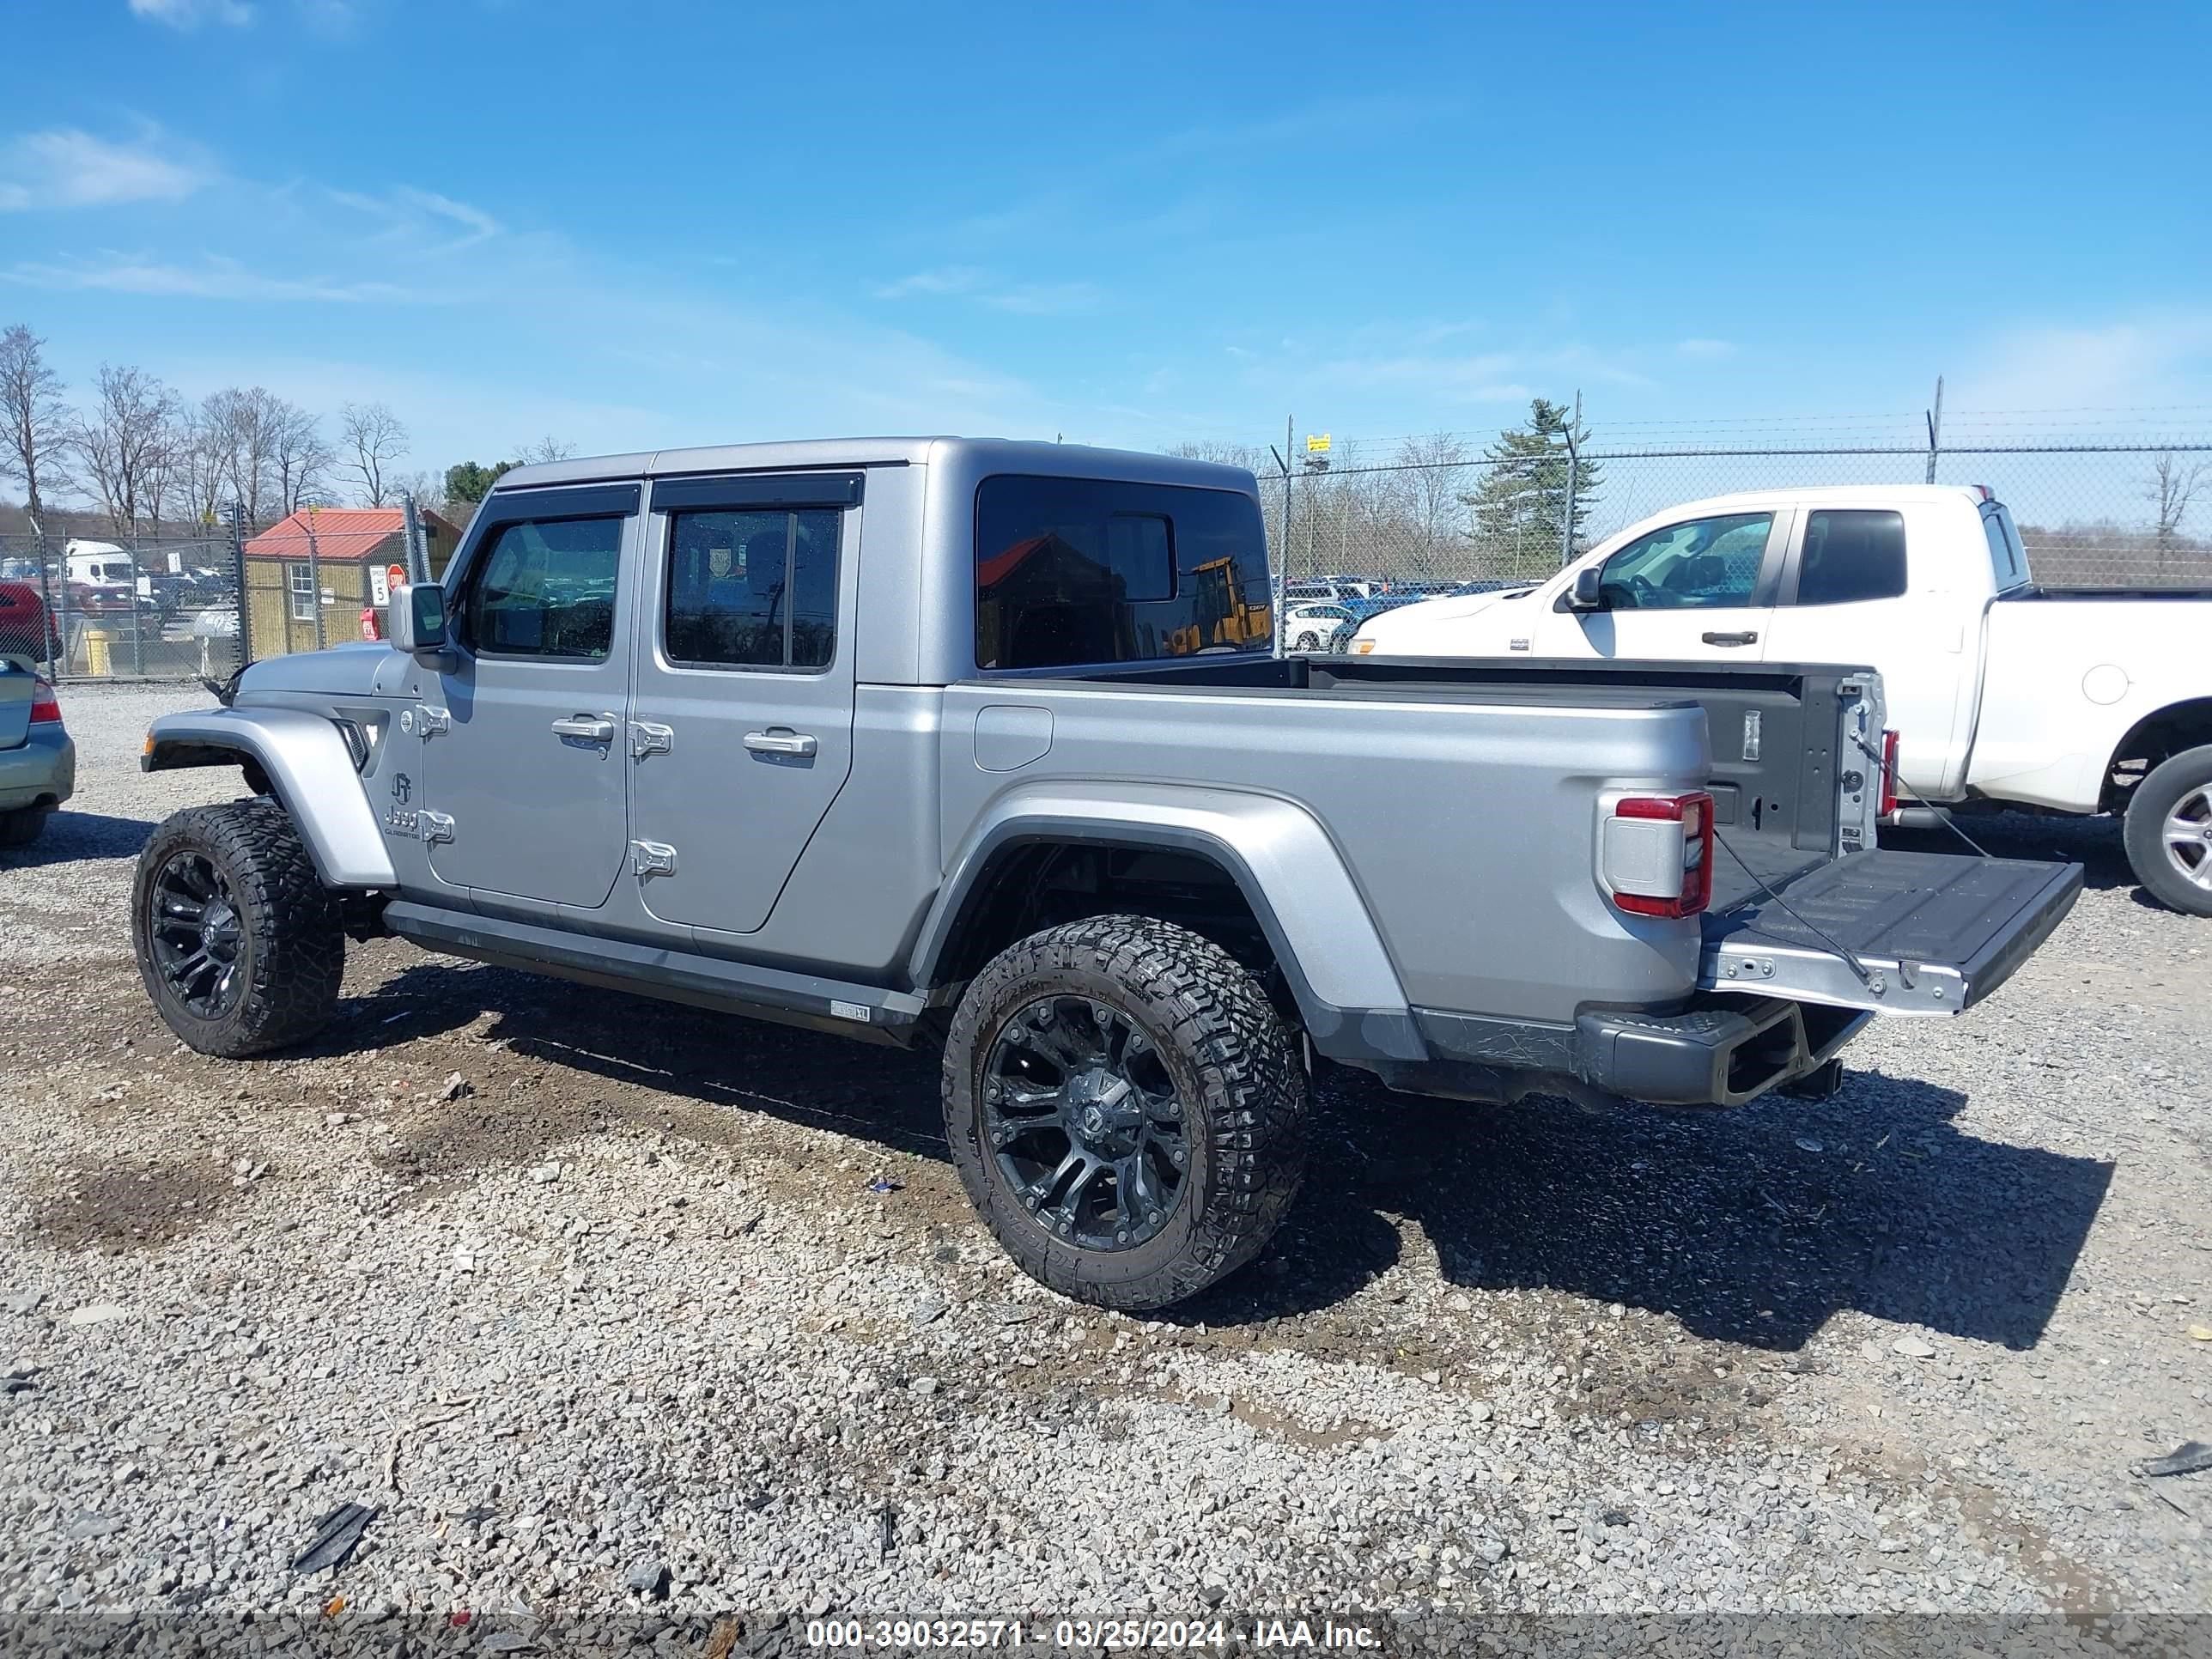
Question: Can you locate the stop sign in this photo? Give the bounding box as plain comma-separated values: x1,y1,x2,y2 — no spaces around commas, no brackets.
387,562,407,592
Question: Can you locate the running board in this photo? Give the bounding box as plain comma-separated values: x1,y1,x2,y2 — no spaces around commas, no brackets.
383,901,926,1043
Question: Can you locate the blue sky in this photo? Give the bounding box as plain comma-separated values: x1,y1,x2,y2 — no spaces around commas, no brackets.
4,0,2210,484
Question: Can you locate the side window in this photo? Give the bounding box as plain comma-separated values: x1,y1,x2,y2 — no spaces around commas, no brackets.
664,507,842,671
465,516,623,659
1796,509,1907,606
1984,506,2028,591
975,476,1269,670
288,563,316,622
1596,512,1772,611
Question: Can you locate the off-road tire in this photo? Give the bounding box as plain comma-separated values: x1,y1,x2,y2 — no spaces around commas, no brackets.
131,798,345,1056
943,915,1309,1310
2124,743,2212,916
0,808,50,848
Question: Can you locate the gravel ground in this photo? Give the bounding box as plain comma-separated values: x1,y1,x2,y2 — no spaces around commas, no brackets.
1,682,2208,1650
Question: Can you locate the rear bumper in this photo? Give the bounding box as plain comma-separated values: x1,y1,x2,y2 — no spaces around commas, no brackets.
0,727,74,812
1363,996,1871,1109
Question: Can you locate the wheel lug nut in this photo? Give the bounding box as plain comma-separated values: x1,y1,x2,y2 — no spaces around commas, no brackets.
1115,1230,1128,1244
1171,1149,1185,1165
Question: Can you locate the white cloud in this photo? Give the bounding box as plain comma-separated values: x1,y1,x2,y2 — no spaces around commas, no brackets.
874,266,1098,316
0,126,213,211
3,254,428,304
1950,312,2212,424
128,0,253,27
873,266,987,300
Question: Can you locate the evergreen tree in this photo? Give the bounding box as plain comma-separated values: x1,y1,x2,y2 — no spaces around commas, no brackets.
1465,398,1602,579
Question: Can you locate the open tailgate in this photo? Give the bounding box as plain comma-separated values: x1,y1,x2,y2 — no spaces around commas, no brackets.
1701,848,2081,1016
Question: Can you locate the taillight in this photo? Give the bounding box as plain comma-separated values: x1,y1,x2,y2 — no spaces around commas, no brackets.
1603,792,1714,919
28,676,61,726
1880,729,1900,817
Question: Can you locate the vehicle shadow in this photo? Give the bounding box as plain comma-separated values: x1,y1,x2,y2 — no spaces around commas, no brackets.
1885,809,2140,893
0,811,155,867
351,956,2110,1354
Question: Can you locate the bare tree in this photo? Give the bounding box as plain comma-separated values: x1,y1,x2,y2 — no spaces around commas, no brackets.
202,386,286,524
73,364,179,538
176,408,229,531
387,467,447,511
0,324,75,544
342,402,410,505
2147,452,2209,545
1394,431,1473,575
514,434,575,465
273,404,334,514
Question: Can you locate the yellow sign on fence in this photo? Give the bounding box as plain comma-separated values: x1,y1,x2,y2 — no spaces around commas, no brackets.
1305,433,1331,454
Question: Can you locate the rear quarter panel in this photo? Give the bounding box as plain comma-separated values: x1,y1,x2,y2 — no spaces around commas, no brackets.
1977,598,2212,811
937,681,1715,1024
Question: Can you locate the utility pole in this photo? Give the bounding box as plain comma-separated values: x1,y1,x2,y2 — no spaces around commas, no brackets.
1559,388,1583,569
1267,432,1292,660
400,489,429,585
303,506,325,651
1924,374,1944,485
227,501,252,672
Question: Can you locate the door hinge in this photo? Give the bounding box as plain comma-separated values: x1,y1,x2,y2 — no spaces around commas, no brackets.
417,810,455,845
630,839,678,878
399,704,450,740
629,720,674,760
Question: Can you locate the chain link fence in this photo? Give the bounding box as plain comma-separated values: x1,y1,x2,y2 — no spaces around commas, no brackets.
3,502,445,680
1261,438,2212,594
0,532,244,681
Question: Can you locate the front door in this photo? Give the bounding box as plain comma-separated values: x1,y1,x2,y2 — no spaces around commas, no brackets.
423,483,640,908
626,471,860,936
1535,507,1785,661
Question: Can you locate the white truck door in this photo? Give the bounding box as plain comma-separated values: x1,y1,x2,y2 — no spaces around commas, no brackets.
1759,503,1972,800
1532,507,1786,661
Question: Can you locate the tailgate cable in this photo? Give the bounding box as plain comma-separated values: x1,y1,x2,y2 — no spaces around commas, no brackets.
1853,731,1993,859
1711,829,1879,990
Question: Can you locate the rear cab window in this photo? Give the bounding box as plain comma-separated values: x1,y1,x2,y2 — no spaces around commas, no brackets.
975,476,1270,670
1982,504,2030,592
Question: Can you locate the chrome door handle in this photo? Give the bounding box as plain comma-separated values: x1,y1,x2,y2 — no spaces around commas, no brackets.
744,729,817,757
1701,630,1759,647
550,714,618,743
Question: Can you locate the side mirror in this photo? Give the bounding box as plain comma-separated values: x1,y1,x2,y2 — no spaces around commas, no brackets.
388,582,450,659
1566,566,1606,612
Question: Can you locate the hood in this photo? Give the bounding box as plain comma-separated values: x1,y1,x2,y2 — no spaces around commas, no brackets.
237,641,394,700
1359,586,1532,637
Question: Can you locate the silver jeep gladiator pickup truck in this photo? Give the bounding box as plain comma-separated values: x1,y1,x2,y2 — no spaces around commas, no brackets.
131,439,2082,1309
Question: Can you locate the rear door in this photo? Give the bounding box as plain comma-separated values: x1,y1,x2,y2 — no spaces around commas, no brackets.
625,471,860,936
1534,507,1787,662
1759,503,1972,799
422,483,640,908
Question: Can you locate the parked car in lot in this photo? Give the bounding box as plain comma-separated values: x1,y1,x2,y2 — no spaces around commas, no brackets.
131,441,2081,1309
1282,599,1358,651
0,663,73,848
1352,485,2212,914
0,581,64,664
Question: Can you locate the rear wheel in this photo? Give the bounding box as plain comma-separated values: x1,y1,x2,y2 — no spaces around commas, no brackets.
1294,631,1321,651
0,808,50,848
943,915,1308,1310
2124,744,2212,916
131,799,345,1056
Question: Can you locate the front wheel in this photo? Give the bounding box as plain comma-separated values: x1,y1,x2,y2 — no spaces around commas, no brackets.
1294,631,1321,652
2124,744,2212,916
0,808,50,848
943,915,1309,1310
131,798,346,1056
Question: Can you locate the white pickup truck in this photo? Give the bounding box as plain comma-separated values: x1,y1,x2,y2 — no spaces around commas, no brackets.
1352,485,2212,914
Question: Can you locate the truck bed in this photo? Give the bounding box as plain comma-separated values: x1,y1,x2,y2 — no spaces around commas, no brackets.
1036,652,2077,1021
1058,652,1883,890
